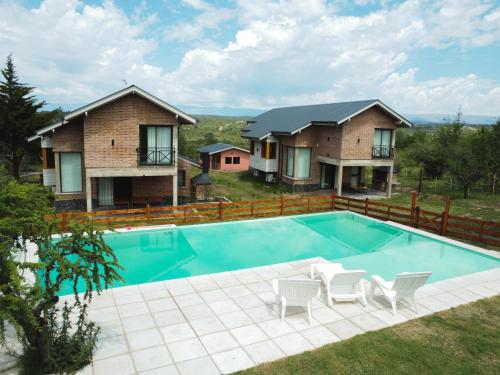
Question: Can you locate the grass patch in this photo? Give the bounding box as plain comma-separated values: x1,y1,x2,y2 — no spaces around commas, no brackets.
239,296,500,375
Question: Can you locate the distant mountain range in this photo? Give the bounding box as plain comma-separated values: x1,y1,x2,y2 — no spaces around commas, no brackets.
405,114,499,126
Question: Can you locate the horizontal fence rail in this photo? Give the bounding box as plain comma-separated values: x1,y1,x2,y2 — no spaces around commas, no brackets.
47,193,500,249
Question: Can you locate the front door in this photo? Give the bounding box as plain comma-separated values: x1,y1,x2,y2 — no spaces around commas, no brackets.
320,164,336,189
98,177,114,207
113,177,132,205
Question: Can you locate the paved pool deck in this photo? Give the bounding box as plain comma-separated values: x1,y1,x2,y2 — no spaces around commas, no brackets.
45,259,500,375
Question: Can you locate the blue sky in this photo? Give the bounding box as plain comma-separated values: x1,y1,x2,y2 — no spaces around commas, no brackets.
1,0,499,116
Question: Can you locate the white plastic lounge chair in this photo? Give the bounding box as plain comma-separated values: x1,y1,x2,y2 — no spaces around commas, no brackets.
370,271,432,316
311,263,367,307
272,279,321,325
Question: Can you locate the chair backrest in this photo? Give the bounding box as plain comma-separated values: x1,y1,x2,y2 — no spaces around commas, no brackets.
392,272,432,294
330,270,366,293
276,279,321,305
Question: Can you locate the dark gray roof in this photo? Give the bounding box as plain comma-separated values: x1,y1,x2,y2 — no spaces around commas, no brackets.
191,172,211,185
242,99,409,140
197,143,248,154
178,154,201,168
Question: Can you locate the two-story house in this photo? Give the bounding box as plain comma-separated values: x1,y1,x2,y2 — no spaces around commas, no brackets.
28,85,197,212
241,100,411,197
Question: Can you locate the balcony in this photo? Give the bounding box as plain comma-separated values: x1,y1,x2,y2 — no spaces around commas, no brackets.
372,146,394,159
137,147,175,166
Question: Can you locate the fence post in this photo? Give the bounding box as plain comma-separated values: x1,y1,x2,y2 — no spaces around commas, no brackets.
280,195,284,216
364,198,369,216
183,205,187,223
61,212,68,232
414,206,420,228
218,200,223,220
387,205,391,220
410,191,417,226
331,192,336,210
440,196,450,235
146,203,151,225
307,197,311,212
251,202,254,217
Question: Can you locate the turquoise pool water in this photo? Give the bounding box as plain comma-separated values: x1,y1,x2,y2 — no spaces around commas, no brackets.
57,211,499,295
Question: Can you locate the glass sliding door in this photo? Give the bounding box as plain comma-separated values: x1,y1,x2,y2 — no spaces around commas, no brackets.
140,126,173,165
98,177,114,207
286,146,311,179
373,129,393,158
320,164,335,189
60,152,82,193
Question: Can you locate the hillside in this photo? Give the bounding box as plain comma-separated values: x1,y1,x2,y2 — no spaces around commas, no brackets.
179,115,251,159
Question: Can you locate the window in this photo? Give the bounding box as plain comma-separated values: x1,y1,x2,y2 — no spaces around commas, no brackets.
225,156,232,164
286,147,311,179
261,143,267,158
373,129,393,158
42,148,55,169
60,152,82,193
250,140,255,155
233,157,240,164
177,170,186,187
269,143,277,159
139,125,173,165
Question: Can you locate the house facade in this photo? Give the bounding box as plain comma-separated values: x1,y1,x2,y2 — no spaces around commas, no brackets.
242,100,411,196
198,143,250,172
29,85,197,212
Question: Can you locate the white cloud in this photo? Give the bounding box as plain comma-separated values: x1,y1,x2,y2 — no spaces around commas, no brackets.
0,0,499,116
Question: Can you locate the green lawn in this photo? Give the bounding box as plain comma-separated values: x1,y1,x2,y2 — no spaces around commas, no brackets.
238,296,500,375
386,175,500,221
208,171,290,201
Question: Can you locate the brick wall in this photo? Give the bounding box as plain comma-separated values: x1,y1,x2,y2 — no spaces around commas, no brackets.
84,94,179,168
340,106,397,159
177,158,192,197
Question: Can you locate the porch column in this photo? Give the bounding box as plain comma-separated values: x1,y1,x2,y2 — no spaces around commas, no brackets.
172,173,178,206
387,164,394,198
86,176,92,212
336,164,343,196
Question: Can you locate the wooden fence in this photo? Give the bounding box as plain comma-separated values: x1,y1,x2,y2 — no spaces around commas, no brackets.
48,192,500,249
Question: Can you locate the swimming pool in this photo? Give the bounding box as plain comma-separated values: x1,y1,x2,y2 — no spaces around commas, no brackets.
58,211,499,295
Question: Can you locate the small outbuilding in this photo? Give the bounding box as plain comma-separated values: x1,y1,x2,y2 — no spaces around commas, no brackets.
198,143,250,172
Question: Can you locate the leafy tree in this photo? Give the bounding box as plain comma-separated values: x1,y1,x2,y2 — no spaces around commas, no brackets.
0,55,60,179
0,177,124,374
203,131,218,145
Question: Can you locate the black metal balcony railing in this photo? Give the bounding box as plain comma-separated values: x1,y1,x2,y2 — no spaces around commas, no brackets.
372,146,394,159
138,147,175,166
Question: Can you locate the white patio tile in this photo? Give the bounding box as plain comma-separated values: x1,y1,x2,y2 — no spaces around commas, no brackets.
132,346,172,372
370,309,408,326
153,309,186,327
94,335,129,360
199,331,239,354
88,306,120,323
218,310,254,329
301,326,341,348
121,313,156,334
190,316,226,336
246,305,278,323
160,322,196,343
212,274,241,288
75,364,93,375
208,299,241,315
164,278,191,288
181,303,215,321
118,301,150,318
330,302,367,318
140,365,179,375
93,354,136,375
252,267,281,281
127,328,164,351
113,285,141,297
325,319,366,340
167,338,208,362
232,270,262,284
199,289,228,303
244,340,286,364
89,294,116,310
114,292,144,306
466,284,498,298
312,307,344,324
258,319,295,338
147,298,177,313
232,294,266,309
350,313,387,331
433,293,467,308
273,333,314,355
174,292,204,308
211,348,255,374
98,319,124,339
168,284,196,297
187,274,214,285
246,281,273,294
449,288,483,303
415,284,445,298
192,280,219,293
418,297,452,312
230,324,268,346
256,291,276,305
139,281,167,294
479,280,500,293
176,356,220,375
397,304,433,320
143,289,171,301
222,285,253,298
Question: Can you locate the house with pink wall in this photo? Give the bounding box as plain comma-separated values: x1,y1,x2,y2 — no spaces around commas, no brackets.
198,143,250,172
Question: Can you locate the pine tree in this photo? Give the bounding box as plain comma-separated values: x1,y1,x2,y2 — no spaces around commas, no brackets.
0,54,58,179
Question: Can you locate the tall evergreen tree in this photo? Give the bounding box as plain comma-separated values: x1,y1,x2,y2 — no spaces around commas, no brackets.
0,54,59,179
